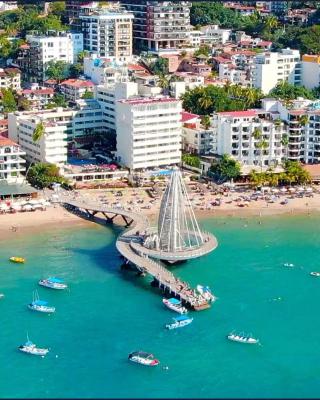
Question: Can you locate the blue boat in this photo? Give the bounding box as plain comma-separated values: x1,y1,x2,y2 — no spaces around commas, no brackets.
38,277,67,290
28,291,55,313
165,315,193,330
163,298,188,314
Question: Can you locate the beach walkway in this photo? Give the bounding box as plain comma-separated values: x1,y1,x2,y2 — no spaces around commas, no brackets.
59,193,210,310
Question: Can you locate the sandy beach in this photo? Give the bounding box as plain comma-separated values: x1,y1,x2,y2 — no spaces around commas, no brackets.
0,185,319,240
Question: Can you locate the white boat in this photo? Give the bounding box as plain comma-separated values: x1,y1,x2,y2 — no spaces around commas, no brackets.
165,315,193,330
38,277,67,290
28,291,55,313
128,351,160,366
310,272,320,277
196,284,216,302
162,298,188,314
19,335,49,356
227,332,259,344
283,263,294,267
0,293,4,299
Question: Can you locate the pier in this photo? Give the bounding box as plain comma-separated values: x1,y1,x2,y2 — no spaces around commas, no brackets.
59,168,218,311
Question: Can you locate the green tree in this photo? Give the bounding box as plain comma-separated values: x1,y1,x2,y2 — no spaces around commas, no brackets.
264,15,279,32
1,88,17,113
299,114,309,126
157,74,171,94
81,90,94,99
46,93,67,109
194,45,210,58
182,153,201,168
46,60,70,83
27,162,68,189
200,115,211,130
210,154,241,182
149,57,169,75
269,81,316,101
17,96,31,111
281,133,289,161
32,121,45,142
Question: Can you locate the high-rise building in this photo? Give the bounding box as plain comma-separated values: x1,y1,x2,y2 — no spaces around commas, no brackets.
65,1,99,32
17,32,83,83
121,1,191,52
80,8,133,62
0,136,26,184
116,97,182,170
252,49,301,94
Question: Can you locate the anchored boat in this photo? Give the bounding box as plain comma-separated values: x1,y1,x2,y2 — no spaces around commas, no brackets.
196,285,216,302
128,351,160,366
165,315,193,330
227,332,259,344
28,291,55,313
283,263,294,267
310,272,320,277
10,257,25,264
19,335,49,356
163,298,188,314
38,277,67,290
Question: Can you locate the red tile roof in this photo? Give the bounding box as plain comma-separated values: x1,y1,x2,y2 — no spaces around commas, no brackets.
119,97,179,105
0,119,8,126
22,88,54,95
257,41,272,46
0,135,18,147
60,79,95,88
127,64,147,72
181,111,199,122
218,110,257,117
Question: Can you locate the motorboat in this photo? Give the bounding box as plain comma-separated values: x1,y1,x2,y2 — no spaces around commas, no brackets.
38,277,67,290
162,298,188,314
10,257,25,264
0,293,4,299
196,285,216,303
128,351,160,366
19,337,49,356
165,315,193,330
283,263,294,267
28,291,55,313
310,272,320,277
227,332,259,344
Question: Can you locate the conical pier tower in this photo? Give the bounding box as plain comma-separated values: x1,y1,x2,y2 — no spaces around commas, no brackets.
130,167,217,262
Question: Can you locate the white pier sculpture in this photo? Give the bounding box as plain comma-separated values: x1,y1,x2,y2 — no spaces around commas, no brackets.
130,167,218,262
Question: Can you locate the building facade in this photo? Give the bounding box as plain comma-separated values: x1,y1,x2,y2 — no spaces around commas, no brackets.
0,136,26,184
121,1,191,52
17,32,83,83
65,1,99,32
0,67,21,90
60,79,95,102
80,8,133,62
301,54,320,90
213,110,285,169
252,49,301,94
116,97,182,170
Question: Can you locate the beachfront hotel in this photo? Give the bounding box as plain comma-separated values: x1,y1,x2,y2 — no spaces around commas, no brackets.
212,110,285,169
116,97,182,170
8,100,103,166
0,136,26,184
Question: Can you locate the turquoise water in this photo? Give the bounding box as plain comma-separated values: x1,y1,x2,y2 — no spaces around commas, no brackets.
1,215,320,398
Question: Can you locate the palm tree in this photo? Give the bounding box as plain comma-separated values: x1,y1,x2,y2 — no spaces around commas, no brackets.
281,133,289,162
32,122,45,143
201,115,211,130
264,15,279,32
256,139,268,172
298,114,309,127
252,127,262,141
157,74,171,95
199,93,213,113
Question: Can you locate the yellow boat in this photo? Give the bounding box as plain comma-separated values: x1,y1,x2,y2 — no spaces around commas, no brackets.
9,257,25,264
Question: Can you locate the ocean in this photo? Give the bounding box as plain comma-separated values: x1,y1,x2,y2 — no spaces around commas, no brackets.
1,214,320,398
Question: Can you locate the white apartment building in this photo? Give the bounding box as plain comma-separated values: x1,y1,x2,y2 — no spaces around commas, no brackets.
187,30,203,48
0,136,26,184
60,79,95,102
116,97,182,170
170,73,204,99
18,32,83,82
213,110,285,169
84,55,129,85
182,112,216,155
8,100,103,166
200,25,231,45
218,63,250,86
301,55,320,90
0,1,18,12
0,67,21,90
80,8,133,62
252,49,301,94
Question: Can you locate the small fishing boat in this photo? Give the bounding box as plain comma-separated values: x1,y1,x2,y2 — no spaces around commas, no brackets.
310,272,320,277
19,335,49,356
38,277,67,290
165,315,193,330
9,257,25,264
128,351,160,366
283,263,294,267
28,291,55,313
0,293,4,299
196,285,216,302
227,332,259,344
162,298,188,314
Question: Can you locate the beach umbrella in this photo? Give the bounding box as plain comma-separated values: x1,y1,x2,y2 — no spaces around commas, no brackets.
271,188,279,193
280,188,287,193
306,187,313,192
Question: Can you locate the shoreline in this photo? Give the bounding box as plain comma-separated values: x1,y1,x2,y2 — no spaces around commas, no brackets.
0,202,319,241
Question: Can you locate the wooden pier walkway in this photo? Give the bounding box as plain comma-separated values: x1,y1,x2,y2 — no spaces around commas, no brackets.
60,193,211,310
